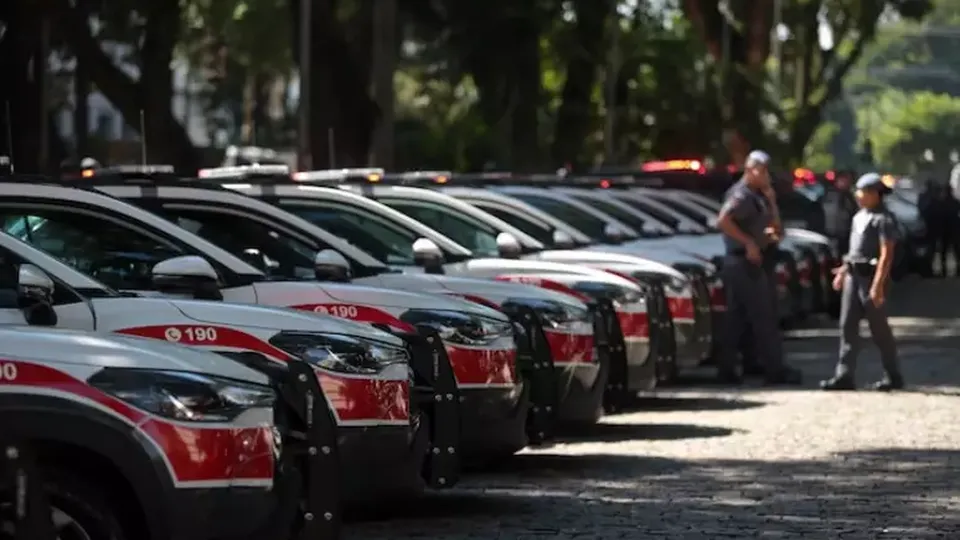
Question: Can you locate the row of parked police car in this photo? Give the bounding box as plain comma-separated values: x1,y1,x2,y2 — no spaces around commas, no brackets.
0,158,846,540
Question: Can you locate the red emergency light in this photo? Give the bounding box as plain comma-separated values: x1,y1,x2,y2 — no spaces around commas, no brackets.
641,159,705,174
792,167,815,186
599,179,612,189
825,170,836,182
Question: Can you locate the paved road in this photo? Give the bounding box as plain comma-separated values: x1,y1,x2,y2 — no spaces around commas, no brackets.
347,277,960,539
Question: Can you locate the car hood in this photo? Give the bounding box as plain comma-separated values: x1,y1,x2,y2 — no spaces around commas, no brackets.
357,273,590,312
447,258,644,291
785,228,830,245
167,297,404,345
253,281,508,322
0,326,269,384
527,250,687,280
582,243,712,266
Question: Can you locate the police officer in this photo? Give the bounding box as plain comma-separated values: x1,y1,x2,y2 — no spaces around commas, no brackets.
716,150,803,385
939,186,960,277
821,173,903,391
822,170,858,256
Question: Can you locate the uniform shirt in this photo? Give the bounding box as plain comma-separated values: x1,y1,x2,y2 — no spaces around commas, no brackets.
847,207,897,261
720,179,771,254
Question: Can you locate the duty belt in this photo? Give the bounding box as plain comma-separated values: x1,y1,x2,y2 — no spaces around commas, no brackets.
843,256,877,275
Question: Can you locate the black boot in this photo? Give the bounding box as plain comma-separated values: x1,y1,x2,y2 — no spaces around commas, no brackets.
820,375,855,390
869,376,904,392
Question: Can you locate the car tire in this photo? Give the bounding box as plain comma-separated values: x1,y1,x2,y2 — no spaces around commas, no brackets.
42,468,130,540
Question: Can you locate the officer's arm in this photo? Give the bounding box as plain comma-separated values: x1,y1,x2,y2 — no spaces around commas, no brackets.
763,189,784,236
873,217,897,289
717,194,758,249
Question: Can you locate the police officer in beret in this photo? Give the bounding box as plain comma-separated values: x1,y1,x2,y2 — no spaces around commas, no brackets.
821,173,904,391
716,150,803,385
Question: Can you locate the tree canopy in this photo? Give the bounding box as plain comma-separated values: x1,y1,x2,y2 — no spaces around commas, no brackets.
0,0,939,173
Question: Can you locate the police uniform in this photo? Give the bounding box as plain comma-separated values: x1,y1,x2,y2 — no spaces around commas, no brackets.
717,151,800,384
821,173,903,391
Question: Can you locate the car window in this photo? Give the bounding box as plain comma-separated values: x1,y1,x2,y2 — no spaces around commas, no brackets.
566,194,650,231
470,203,554,245
380,200,500,257
1,209,183,290
152,208,322,280
277,201,419,265
508,194,606,240
646,194,710,223
609,193,680,228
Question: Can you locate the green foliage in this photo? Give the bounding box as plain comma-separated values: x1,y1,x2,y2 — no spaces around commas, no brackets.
803,121,841,170
858,90,960,171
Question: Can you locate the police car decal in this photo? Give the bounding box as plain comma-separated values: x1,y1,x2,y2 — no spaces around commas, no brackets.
115,325,410,426
493,275,592,302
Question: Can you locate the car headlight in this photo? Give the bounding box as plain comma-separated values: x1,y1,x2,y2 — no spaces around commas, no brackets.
571,281,644,306
269,332,409,375
665,276,687,294
508,298,592,333
401,309,513,346
87,368,276,423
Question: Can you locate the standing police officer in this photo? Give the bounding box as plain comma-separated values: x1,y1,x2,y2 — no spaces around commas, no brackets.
716,150,803,385
821,173,903,391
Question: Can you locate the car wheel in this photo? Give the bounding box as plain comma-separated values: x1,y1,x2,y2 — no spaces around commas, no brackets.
42,469,129,540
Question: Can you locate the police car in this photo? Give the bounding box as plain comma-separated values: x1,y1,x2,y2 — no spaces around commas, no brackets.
204,167,661,404
0,312,309,540
0,229,448,509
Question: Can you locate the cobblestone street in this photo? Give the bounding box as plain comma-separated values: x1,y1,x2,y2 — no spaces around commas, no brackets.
348,278,960,540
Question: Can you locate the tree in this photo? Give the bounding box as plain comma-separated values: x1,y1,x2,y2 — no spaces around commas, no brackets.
682,0,933,166
49,0,202,170
858,89,960,172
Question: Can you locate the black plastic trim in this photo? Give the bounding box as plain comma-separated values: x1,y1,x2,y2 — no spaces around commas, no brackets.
500,303,558,446
0,439,57,539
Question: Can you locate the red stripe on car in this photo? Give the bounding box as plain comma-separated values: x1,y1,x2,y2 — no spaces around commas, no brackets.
445,293,502,310
291,303,417,334
494,275,591,302
544,331,595,365
445,345,518,387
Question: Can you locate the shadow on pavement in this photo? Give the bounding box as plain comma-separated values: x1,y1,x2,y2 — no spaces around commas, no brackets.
626,395,766,412
347,448,960,537
557,422,738,443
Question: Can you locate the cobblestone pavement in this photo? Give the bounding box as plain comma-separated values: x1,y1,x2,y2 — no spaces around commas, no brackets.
347,278,960,540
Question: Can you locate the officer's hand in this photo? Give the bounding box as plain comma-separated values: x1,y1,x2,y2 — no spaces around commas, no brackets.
832,273,845,291
869,284,885,307
761,186,777,201
746,243,763,265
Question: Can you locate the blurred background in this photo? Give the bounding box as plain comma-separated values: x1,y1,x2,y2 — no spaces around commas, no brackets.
0,0,955,177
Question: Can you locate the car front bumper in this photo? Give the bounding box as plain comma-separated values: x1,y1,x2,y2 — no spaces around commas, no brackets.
459,384,530,459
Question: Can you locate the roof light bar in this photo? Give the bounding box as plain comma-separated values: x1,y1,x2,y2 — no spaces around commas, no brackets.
640,159,704,173
393,170,453,184
197,164,290,179
291,168,385,183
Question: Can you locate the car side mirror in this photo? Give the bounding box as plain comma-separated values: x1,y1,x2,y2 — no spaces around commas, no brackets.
314,249,352,282
151,255,223,301
412,238,445,274
603,223,625,244
551,229,574,249
496,232,522,259
17,264,57,326
240,248,270,272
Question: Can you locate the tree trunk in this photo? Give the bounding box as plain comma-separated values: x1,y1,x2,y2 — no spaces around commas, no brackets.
551,0,612,167
50,0,201,171
369,0,396,168
509,18,542,171
0,0,43,172
73,50,90,157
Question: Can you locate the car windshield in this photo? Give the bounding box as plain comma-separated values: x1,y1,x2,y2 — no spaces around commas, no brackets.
276,202,422,266
608,193,681,229
646,193,712,225
508,193,607,241
475,204,555,245
379,200,501,257
566,193,650,232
